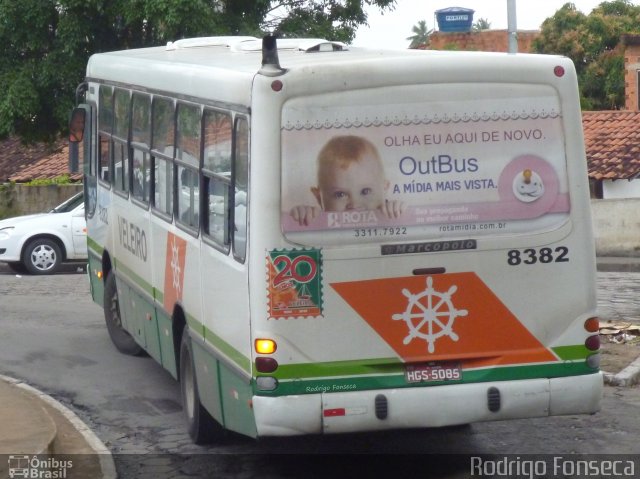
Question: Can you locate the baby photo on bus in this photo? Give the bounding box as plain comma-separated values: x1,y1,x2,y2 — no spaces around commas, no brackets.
289,135,405,226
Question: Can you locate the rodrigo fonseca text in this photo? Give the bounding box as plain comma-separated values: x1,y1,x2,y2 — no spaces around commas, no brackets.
470,456,635,478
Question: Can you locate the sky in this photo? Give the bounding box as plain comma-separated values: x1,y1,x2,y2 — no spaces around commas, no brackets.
353,0,636,49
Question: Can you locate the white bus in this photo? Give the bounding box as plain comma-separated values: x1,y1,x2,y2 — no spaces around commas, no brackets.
70,35,602,443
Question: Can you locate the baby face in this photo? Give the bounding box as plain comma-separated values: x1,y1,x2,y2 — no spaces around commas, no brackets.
315,154,387,211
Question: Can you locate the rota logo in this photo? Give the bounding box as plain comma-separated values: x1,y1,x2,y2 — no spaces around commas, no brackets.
328,210,378,228
330,273,557,366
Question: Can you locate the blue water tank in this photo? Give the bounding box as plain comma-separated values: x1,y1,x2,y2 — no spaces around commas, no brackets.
435,7,475,32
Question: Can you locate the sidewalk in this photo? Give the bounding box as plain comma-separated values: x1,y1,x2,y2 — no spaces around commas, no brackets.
0,375,116,479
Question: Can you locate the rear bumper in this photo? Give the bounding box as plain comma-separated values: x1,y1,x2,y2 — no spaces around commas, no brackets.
252,373,602,436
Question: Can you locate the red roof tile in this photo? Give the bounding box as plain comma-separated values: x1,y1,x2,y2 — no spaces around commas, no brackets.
582,110,640,180
0,136,82,183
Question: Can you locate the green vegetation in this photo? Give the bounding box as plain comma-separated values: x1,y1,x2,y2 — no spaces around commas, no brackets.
472,18,492,32
407,20,432,49
533,0,640,110
25,175,74,186
0,183,16,219
0,0,395,144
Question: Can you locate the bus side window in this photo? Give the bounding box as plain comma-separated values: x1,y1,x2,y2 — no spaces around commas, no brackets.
203,109,232,173
99,136,111,182
98,86,114,185
177,166,199,229
233,117,249,262
151,96,175,218
131,92,151,205
176,103,201,232
113,89,130,194
204,176,229,248
202,109,232,250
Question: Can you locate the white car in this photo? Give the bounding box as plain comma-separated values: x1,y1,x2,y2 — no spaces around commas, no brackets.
0,191,87,274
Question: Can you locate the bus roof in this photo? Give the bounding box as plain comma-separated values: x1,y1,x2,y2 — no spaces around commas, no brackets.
86,36,570,107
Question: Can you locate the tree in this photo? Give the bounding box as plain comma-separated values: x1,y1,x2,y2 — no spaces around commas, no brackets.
472,18,491,31
0,0,396,143
533,1,640,110
406,20,432,49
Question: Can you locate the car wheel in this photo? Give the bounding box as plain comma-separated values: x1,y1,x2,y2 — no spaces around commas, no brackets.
104,271,144,356
180,329,223,444
23,238,62,275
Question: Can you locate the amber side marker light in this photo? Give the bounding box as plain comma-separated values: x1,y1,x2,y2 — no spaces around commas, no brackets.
255,339,277,355
96,270,103,280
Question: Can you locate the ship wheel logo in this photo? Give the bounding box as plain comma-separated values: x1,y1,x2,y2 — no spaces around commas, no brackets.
392,276,468,353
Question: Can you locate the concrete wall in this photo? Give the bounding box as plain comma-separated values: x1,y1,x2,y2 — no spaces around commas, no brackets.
603,179,640,199
0,184,83,219
591,198,640,257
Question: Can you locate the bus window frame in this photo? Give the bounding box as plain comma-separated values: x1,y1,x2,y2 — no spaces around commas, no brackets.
232,115,249,264
97,85,114,189
112,88,131,199
202,107,233,254
175,101,203,237
130,91,152,210
150,95,176,224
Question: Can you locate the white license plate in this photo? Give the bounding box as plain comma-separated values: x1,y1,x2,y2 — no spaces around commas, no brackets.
405,362,462,383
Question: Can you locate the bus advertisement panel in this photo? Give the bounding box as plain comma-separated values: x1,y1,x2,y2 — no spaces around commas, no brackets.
281,84,570,242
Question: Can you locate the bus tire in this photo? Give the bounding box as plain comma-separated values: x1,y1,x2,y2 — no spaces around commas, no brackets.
180,329,222,444
104,272,144,356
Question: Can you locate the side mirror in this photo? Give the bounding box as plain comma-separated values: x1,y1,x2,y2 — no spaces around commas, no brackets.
69,107,86,143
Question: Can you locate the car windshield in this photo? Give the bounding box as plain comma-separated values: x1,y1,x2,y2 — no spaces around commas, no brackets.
50,192,83,213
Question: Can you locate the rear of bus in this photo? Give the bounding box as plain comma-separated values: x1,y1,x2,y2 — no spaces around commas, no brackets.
249,46,602,435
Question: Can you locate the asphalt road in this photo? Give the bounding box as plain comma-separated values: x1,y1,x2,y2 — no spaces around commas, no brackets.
0,263,639,478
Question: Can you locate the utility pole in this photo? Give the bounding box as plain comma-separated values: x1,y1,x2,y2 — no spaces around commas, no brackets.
507,0,518,53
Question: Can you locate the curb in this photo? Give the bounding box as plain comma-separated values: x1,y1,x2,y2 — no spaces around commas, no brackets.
602,354,640,387
0,374,117,479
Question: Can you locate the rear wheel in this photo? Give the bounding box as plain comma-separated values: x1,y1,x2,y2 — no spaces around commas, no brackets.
180,329,223,444
23,238,62,275
104,272,144,356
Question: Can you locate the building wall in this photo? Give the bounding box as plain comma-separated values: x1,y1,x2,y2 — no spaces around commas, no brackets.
0,184,83,219
591,198,640,256
429,30,539,53
603,179,640,199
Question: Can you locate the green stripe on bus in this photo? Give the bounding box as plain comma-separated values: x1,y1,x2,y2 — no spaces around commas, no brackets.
270,357,404,380
87,236,104,256
257,362,597,396
203,324,252,374
266,348,590,381
552,344,590,360
113,258,155,298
